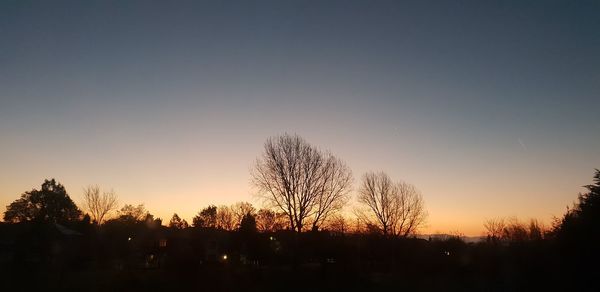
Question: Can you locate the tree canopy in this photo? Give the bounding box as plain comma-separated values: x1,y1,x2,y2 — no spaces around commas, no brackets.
4,179,81,223
193,205,217,228
555,169,600,243
169,213,189,229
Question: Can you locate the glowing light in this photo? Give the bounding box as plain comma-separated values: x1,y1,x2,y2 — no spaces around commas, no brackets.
222,254,228,260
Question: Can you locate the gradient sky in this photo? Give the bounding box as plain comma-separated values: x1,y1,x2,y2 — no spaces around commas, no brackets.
1,0,599,235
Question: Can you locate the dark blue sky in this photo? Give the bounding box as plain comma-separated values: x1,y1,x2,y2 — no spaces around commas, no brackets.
1,0,599,234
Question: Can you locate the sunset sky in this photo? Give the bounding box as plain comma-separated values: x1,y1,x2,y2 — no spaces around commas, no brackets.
1,1,599,235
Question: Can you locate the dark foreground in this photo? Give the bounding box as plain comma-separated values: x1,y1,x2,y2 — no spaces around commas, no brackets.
1,222,598,292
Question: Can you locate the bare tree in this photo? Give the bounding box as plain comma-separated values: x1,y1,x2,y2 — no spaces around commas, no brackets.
255,208,287,232
324,214,349,235
484,217,506,240
82,185,118,224
252,134,353,233
503,217,529,242
309,154,352,231
484,217,546,243
357,172,426,237
216,205,236,230
394,181,427,236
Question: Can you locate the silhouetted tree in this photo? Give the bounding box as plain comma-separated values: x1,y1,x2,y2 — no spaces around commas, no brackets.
485,217,545,243
324,214,349,235
551,169,600,288
484,217,505,242
117,204,148,222
81,213,92,225
252,133,352,233
528,219,545,241
4,179,81,223
144,213,162,228
502,217,529,242
255,208,287,232
231,202,256,227
216,205,235,230
357,172,426,236
309,155,353,231
169,213,189,229
81,185,118,224
555,169,600,243
193,205,217,228
239,212,257,234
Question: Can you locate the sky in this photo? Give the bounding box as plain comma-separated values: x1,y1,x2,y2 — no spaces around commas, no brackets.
1,0,599,235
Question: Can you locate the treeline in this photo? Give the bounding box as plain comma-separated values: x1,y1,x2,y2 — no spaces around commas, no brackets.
1,134,599,290
1,168,598,291
3,134,429,238
483,217,547,243
0,177,400,236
